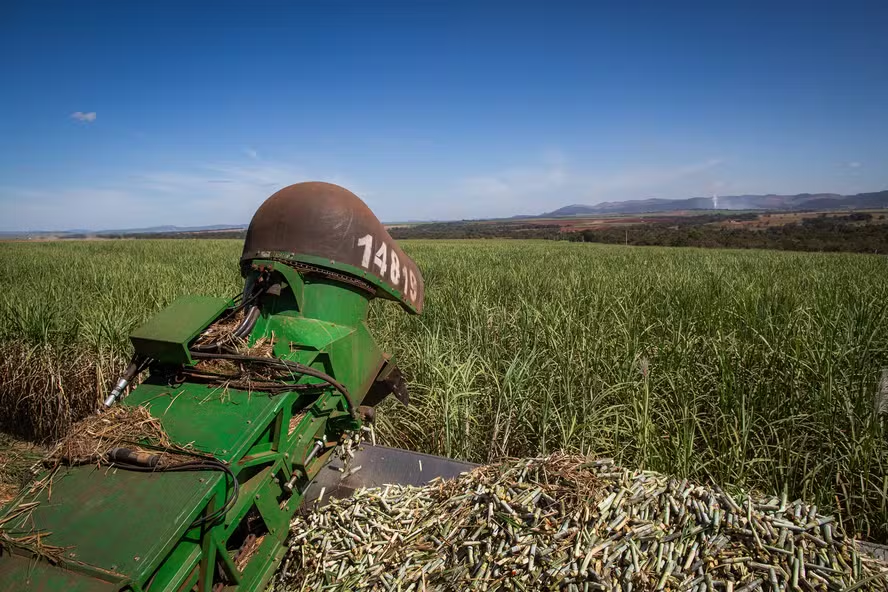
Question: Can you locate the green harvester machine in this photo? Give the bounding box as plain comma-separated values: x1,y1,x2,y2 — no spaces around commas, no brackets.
0,183,472,591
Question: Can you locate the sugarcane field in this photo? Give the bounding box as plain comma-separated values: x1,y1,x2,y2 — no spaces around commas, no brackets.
1,233,887,590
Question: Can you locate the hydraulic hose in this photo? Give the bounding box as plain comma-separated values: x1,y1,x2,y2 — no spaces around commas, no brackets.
232,305,261,339
103,356,151,407
192,273,269,352
189,351,351,404
105,454,239,527
59,447,239,528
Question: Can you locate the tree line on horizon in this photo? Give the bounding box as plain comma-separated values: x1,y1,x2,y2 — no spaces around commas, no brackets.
389,212,888,254
77,211,888,254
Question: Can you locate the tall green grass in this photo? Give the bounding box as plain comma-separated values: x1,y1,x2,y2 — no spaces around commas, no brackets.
1,239,886,539
0,240,241,439
370,241,888,540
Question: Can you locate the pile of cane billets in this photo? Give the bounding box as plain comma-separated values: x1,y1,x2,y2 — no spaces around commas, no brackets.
277,454,888,591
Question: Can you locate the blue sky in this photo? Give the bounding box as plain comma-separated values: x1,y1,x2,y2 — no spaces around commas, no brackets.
1,1,887,231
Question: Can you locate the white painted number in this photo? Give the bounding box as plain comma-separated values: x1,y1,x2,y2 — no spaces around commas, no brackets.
373,242,388,276
355,234,418,303
390,251,401,285
357,234,373,268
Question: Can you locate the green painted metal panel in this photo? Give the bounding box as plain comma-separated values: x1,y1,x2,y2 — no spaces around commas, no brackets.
130,296,229,364
0,552,121,592
325,322,384,407
262,315,382,409
143,538,201,592
251,251,422,314
26,466,219,580
126,382,285,461
269,316,355,347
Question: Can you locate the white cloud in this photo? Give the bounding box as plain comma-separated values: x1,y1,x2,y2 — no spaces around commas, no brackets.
70,111,97,123
461,163,567,200
125,160,364,226
0,151,729,231
244,147,260,160
0,159,365,232
595,159,723,193
848,161,862,168
0,187,157,232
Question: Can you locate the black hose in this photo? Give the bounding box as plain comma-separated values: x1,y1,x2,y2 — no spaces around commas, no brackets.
189,351,351,403
230,286,265,316
192,276,269,352
104,355,152,407
191,304,259,352
178,367,326,394
232,305,261,339
108,457,239,528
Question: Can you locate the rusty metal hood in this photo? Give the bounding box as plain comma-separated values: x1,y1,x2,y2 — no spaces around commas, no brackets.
241,182,424,314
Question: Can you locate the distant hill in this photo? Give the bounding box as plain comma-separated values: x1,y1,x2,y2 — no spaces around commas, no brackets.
4,190,887,239
98,224,248,235
0,224,247,239
539,190,888,217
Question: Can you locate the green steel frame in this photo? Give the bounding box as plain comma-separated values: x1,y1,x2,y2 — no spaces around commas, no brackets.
0,259,397,592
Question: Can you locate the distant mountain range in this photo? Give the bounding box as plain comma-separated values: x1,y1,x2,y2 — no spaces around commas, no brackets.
530,190,888,218
100,224,249,234
3,190,887,238
0,224,247,238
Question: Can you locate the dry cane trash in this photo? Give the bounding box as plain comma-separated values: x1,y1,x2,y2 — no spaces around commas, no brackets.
277,454,888,591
